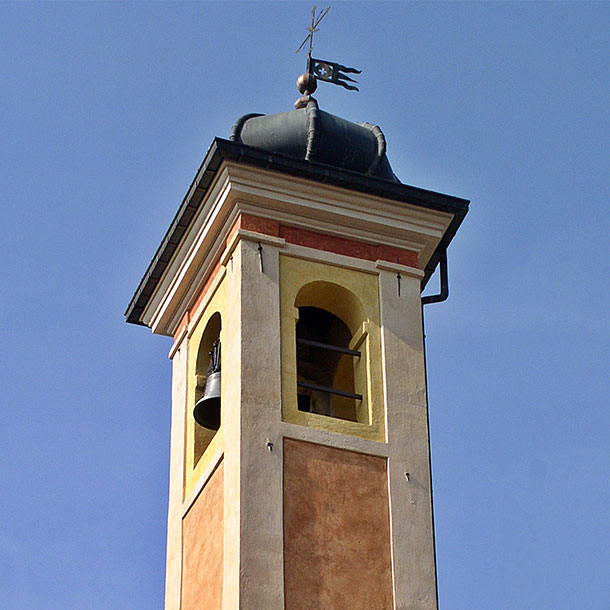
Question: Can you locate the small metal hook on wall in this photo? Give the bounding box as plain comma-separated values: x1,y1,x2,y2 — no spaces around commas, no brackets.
257,242,264,273
396,257,401,296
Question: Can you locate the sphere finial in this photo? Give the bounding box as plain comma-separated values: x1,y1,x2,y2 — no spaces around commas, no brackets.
295,72,317,109
297,72,317,95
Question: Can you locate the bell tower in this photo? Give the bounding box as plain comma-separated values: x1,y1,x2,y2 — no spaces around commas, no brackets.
126,94,468,608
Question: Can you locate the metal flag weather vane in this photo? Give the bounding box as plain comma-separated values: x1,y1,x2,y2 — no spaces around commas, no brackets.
296,5,361,92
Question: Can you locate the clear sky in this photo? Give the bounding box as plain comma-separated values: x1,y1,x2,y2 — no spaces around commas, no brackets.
1,2,608,609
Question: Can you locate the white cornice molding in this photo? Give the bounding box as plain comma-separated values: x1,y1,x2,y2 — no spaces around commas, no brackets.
143,167,234,334
281,243,379,275
143,161,454,337
225,163,449,245
221,228,286,268
168,325,188,360
375,260,425,279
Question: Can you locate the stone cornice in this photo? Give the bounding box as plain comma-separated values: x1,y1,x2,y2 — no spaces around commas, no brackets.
128,140,468,335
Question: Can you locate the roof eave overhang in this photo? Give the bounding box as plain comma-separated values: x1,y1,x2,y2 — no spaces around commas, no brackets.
125,137,469,327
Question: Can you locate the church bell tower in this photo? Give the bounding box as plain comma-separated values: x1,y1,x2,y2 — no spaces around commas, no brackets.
126,72,468,609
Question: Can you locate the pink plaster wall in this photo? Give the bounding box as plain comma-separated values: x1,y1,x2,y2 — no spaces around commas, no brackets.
181,461,224,610
283,439,394,610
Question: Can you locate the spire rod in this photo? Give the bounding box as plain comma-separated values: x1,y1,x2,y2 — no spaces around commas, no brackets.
296,5,331,65
294,5,361,108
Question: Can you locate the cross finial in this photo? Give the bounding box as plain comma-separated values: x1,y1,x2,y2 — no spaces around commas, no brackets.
296,5,330,63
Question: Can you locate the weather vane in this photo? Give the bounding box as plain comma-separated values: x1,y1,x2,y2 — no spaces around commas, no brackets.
296,5,330,58
294,5,361,108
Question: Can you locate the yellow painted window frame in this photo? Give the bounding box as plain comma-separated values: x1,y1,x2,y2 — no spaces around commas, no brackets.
280,255,385,442
184,279,225,497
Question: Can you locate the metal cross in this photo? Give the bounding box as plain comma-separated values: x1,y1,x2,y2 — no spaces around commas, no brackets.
296,5,330,56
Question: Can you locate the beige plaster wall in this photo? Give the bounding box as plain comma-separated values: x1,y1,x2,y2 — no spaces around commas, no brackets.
378,267,438,609
164,339,187,610
221,239,242,610
235,238,285,608
283,438,394,610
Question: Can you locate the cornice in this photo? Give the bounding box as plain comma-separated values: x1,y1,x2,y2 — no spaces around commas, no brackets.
222,163,449,259
127,138,469,333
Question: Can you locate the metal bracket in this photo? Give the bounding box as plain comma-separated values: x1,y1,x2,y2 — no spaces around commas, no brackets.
257,242,264,273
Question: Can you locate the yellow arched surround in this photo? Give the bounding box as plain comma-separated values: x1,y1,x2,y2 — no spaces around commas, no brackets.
280,255,385,442
193,311,221,466
185,279,225,497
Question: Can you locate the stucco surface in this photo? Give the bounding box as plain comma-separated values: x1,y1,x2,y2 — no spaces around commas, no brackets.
378,269,438,609
235,212,418,268
165,341,187,610
283,438,393,610
232,239,286,608
279,224,418,268
181,461,224,610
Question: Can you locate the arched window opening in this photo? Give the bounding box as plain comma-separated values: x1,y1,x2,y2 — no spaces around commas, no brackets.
193,312,221,466
296,306,361,422
281,259,380,435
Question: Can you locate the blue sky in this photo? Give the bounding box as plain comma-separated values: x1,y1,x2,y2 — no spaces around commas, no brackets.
1,2,608,609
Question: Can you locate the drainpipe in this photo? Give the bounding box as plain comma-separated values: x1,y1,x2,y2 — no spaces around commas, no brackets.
420,246,449,609
421,248,449,306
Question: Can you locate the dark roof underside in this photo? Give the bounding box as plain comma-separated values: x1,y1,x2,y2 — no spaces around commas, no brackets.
125,137,469,326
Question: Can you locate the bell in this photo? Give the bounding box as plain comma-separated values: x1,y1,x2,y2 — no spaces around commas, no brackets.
193,371,221,430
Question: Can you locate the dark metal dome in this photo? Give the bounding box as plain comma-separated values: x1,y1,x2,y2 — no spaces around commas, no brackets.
230,99,399,183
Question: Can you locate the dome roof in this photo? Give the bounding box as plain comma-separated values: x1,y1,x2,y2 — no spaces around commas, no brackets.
230,99,399,183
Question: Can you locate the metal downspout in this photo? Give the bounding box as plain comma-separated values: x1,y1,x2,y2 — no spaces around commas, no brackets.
421,303,441,610
422,248,449,306
420,246,449,607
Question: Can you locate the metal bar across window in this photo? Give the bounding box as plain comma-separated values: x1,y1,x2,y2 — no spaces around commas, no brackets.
296,337,361,357
297,381,363,401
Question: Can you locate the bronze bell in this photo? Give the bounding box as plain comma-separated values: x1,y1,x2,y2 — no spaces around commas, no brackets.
193,371,221,430
193,340,221,430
